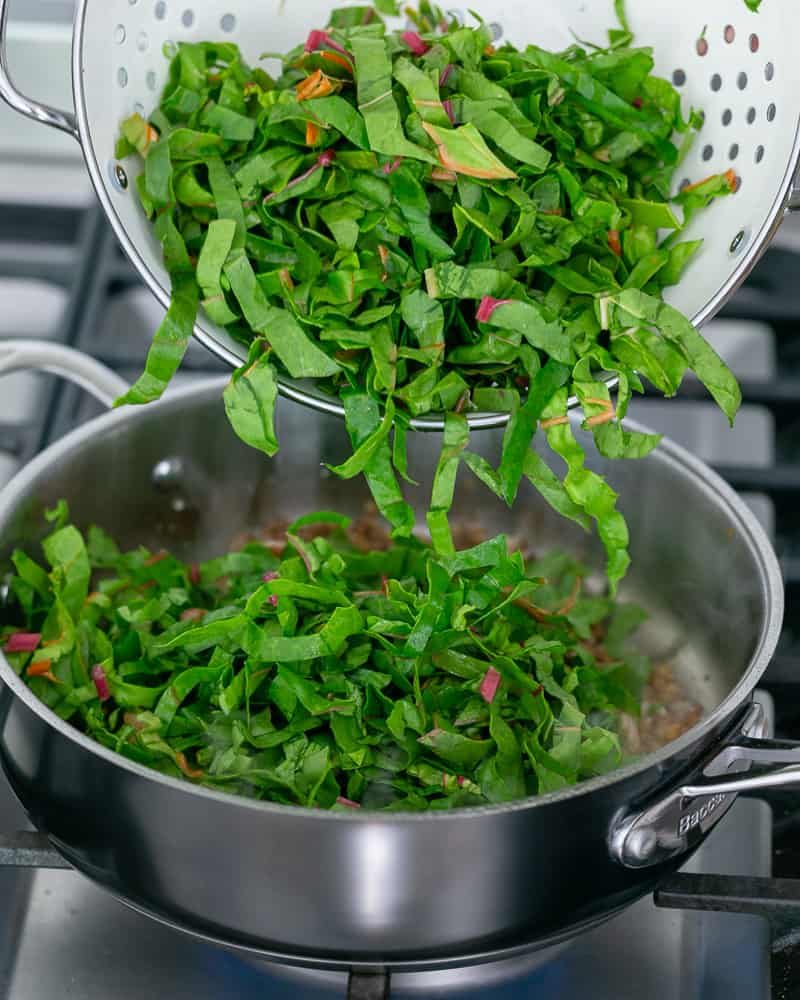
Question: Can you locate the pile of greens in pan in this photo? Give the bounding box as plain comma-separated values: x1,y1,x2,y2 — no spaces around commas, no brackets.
116,0,742,591
4,505,652,809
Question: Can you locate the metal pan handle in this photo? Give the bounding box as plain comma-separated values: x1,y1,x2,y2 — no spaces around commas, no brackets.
0,0,79,140
0,341,129,408
611,701,800,869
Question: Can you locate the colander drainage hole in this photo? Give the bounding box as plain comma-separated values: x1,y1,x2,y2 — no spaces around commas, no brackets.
724,25,735,44
155,1,167,20
747,106,756,124
729,143,739,161
730,229,749,256
767,102,777,122
672,69,686,87
702,144,714,162
117,67,129,88
749,33,759,53
710,73,722,92
137,31,149,52
737,72,748,90
146,70,158,91
109,162,129,192
765,62,775,82
114,24,126,44
182,9,195,27
722,108,732,126
220,13,237,32
755,145,765,164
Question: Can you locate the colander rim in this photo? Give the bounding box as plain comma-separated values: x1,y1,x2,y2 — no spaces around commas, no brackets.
71,0,800,431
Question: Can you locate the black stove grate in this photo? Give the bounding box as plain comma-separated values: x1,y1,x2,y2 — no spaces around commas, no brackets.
0,202,105,466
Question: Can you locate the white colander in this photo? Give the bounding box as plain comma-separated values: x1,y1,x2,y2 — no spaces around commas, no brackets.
1,0,798,429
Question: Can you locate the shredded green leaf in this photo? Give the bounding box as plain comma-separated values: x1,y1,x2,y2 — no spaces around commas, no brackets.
117,3,741,591
5,508,658,810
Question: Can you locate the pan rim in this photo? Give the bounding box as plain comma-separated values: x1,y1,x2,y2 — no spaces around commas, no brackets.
0,376,784,823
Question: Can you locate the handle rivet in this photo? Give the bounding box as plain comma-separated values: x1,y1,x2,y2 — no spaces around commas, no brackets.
152,458,185,490
628,829,658,860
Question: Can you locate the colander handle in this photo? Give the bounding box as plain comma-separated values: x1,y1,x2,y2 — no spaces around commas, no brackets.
0,0,79,140
0,341,129,408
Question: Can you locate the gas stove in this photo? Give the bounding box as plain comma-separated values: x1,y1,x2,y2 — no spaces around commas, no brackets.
3,189,799,1000
4,4,800,998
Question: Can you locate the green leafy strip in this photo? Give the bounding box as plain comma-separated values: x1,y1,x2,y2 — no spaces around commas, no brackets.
5,504,656,811
116,3,741,590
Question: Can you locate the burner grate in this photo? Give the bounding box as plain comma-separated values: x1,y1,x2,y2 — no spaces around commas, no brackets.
657,872,800,949
347,972,391,1000
0,201,106,465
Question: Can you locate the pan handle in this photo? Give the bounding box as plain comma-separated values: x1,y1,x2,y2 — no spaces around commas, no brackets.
0,341,129,408
610,700,800,869
0,0,79,140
